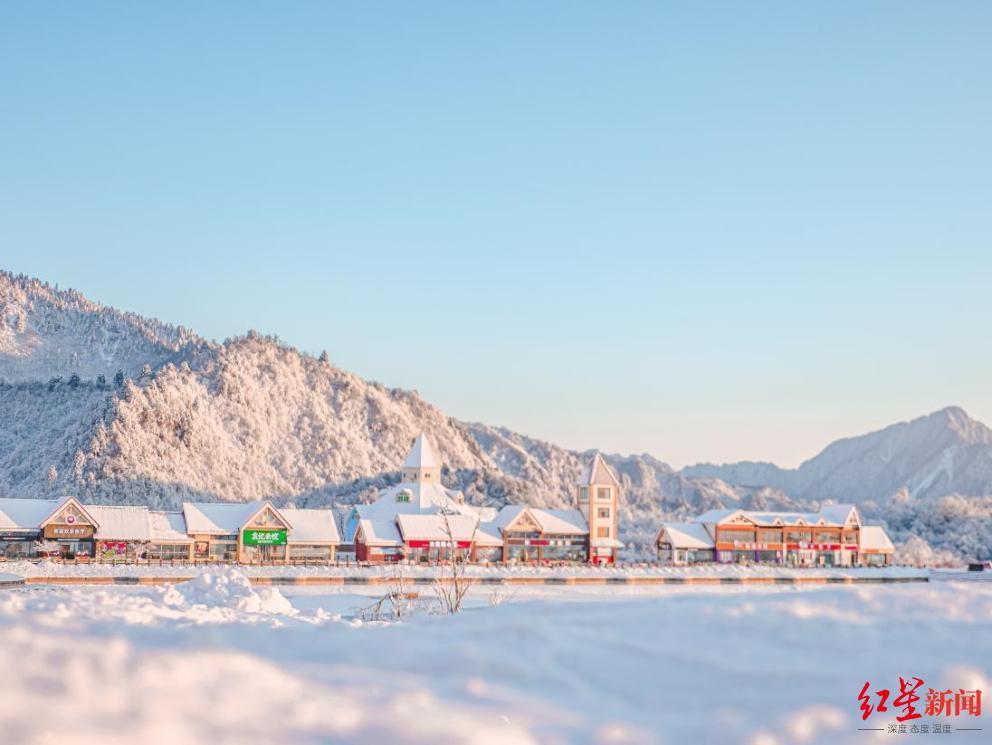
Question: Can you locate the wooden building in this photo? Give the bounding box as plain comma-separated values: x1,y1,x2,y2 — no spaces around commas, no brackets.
656,506,895,567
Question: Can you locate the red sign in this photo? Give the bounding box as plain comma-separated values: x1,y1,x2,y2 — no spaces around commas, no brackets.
407,540,429,548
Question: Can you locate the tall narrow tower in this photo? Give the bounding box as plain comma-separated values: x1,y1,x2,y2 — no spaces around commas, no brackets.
402,433,440,483
576,453,621,564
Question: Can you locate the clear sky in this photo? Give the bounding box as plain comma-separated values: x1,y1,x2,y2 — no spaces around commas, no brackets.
2,3,990,468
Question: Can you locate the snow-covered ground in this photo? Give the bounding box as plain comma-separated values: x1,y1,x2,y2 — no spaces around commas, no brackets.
0,568,988,744
0,559,929,579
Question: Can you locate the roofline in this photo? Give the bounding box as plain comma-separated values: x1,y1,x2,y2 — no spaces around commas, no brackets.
241,501,292,532
39,496,101,530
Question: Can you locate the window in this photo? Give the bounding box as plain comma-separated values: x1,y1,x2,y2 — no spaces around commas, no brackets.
596,487,611,500
579,487,589,501
596,526,610,538
396,490,411,503
208,541,237,560
289,545,332,560
597,508,610,519
147,543,190,561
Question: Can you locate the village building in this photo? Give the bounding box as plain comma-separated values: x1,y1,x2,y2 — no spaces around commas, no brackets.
348,434,497,562
0,495,339,563
656,505,895,567
350,433,623,564
183,500,340,563
575,453,622,564
493,505,589,562
0,497,100,559
88,504,155,560
0,436,622,566
146,512,194,561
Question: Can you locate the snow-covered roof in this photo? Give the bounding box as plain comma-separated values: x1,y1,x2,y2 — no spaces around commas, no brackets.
492,504,527,530
39,496,100,529
658,522,715,549
819,504,860,526
494,505,588,535
356,481,483,522
576,453,620,488
860,525,895,552
183,501,287,535
475,521,504,546
356,519,403,546
397,513,475,542
281,508,340,545
403,433,439,470
0,497,63,530
693,509,743,525
88,505,152,541
694,505,860,528
149,512,191,543
532,508,588,535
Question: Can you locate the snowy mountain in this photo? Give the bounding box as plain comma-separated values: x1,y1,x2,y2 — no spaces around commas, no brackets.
0,272,209,383
5,271,794,554
2,270,990,560
682,407,992,504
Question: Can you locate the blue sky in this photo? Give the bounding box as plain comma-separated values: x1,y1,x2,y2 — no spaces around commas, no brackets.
2,2,990,467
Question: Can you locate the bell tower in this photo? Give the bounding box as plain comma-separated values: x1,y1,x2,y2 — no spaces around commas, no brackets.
402,433,440,483
576,453,620,564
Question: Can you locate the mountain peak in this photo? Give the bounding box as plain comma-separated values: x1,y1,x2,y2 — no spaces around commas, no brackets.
930,405,992,445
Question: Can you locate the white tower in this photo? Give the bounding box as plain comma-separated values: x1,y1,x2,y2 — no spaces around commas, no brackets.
402,433,440,483
576,453,620,564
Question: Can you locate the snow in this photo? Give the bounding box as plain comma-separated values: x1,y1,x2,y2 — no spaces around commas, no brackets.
0,559,929,580
357,518,403,546
183,501,274,534
529,508,588,535
575,452,620,487
403,433,439,469
88,504,154,540
859,525,895,551
149,511,192,542
397,513,500,544
3,272,992,567
282,507,341,544
0,568,988,743
659,521,714,549
0,496,62,529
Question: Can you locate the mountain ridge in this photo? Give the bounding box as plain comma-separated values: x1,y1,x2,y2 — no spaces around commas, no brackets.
682,406,992,503
3,270,992,559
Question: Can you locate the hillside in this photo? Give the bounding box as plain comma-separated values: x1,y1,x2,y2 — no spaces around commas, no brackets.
2,270,991,560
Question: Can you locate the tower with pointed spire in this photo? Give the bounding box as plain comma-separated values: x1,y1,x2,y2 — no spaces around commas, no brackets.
576,452,621,564
402,432,440,483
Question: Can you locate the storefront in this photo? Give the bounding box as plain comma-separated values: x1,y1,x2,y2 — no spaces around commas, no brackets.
0,530,40,559
242,528,287,562
40,498,99,559
282,508,339,563
658,506,895,568
499,507,592,563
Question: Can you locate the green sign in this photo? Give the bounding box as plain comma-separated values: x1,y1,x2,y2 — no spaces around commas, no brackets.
243,529,287,546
